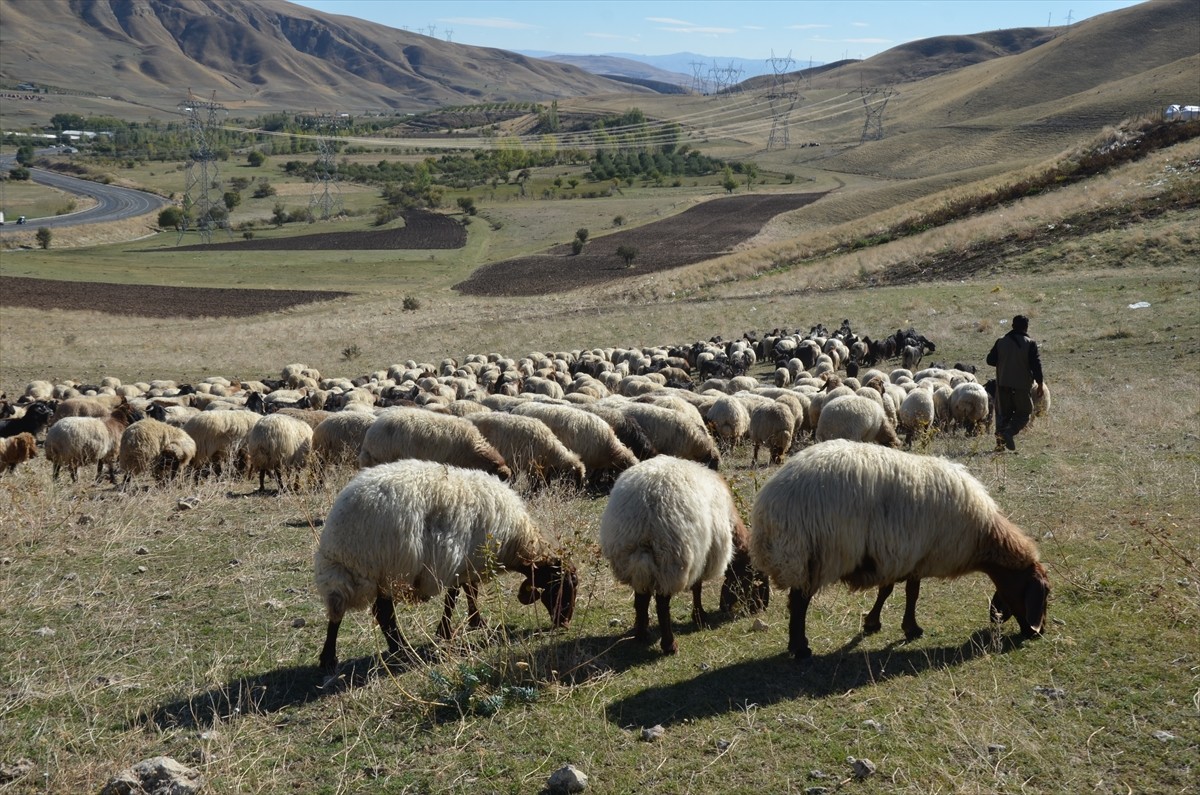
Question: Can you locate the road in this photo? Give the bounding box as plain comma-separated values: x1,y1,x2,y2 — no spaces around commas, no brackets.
0,154,168,232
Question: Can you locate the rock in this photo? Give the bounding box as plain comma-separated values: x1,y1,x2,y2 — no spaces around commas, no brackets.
0,758,34,783
136,566,147,574
715,739,731,752
546,764,588,793
847,756,877,779
805,788,830,795
34,626,55,638
262,599,284,611
862,719,884,732
99,756,204,795
750,618,769,632
176,497,200,511
608,617,623,627
1034,686,1066,700
77,515,94,525
987,744,1007,754
1152,730,1176,742
1,557,11,565
291,618,306,628
134,546,149,556
640,724,665,742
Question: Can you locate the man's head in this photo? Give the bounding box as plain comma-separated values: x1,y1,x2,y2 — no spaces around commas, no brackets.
1012,315,1030,333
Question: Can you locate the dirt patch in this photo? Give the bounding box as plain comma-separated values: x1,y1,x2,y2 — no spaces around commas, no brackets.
173,209,466,252
0,277,350,318
455,192,826,296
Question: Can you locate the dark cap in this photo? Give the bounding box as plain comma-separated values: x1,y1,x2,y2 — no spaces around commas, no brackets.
1012,315,1029,332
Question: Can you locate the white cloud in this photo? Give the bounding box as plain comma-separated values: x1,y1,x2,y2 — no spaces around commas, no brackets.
438,17,537,31
646,16,694,25
851,21,869,28
586,32,640,42
659,25,738,35
788,23,832,30
844,37,890,43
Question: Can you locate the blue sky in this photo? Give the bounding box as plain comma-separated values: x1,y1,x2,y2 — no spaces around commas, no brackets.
290,0,1145,61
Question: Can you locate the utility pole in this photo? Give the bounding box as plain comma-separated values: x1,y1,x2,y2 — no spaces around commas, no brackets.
177,89,229,244
305,112,345,221
766,52,798,150
858,85,897,144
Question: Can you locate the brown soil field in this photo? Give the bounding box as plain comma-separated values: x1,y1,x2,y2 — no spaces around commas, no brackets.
0,278,349,318
455,192,826,296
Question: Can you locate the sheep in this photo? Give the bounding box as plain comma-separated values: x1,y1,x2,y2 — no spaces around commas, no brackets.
1031,382,1051,419
359,407,511,481
314,460,577,673
706,395,750,451
599,456,767,655
576,402,658,461
897,388,936,446
749,400,795,466
611,400,720,470
183,410,261,478
118,418,198,486
247,413,314,491
44,402,144,483
0,400,56,440
0,432,38,475
749,439,1050,660
312,412,376,466
511,402,638,488
468,412,586,490
815,395,901,448
949,382,991,435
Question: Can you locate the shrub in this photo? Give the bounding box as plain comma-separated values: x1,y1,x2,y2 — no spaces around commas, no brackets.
157,207,184,229
35,227,52,249
247,150,266,167
9,166,30,181
402,295,422,311
612,215,625,227
253,181,277,199
616,244,637,267
571,238,584,255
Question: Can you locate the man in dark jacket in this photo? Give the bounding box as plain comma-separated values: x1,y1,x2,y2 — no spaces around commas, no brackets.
986,314,1044,452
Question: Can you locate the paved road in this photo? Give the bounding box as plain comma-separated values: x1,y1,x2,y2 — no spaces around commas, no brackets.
0,154,168,232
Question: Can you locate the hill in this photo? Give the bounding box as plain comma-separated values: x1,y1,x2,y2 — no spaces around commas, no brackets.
538,54,692,89
0,0,650,123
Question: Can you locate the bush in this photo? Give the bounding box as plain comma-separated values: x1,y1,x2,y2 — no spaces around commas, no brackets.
157,207,184,229
612,215,625,227
35,227,52,249
247,150,266,167
402,295,422,311
571,238,584,255
253,181,277,199
575,228,589,243
8,166,30,181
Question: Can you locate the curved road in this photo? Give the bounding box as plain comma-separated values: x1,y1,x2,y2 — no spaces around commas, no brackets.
0,154,168,232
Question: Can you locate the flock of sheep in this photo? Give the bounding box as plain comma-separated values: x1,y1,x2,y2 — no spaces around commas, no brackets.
0,323,1051,668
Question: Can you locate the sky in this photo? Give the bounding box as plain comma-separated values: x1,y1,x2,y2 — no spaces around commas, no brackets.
289,0,1146,62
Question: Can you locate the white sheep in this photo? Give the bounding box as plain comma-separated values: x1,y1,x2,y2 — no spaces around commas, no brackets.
749,400,794,466
312,412,376,466
358,407,511,482
612,400,720,470
183,409,261,478
314,460,577,673
247,413,314,491
949,382,991,435
897,388,936,447
511,402,638,488
44,402,143,483
750,439,1050,660
468,412,586,489
599,456,767,655
815,395,900,448
706,395,750,451
118,418,197,486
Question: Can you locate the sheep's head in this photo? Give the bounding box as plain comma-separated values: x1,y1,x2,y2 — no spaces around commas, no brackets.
720,521,770,614
517,558,577,629
989,562,1050,638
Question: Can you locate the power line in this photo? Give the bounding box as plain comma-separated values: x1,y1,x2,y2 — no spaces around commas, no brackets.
177,89,229,244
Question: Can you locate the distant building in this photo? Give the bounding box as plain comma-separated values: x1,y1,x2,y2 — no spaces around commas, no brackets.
1164,104,1199,121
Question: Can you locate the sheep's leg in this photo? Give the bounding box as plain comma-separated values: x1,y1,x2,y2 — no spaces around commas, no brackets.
788,588,813,660
632,591,652,643
751,443,760,467
463,581,487,631
439,589,459,639
274,468,285,492
900,578,924,639
258,469,267,491
690,582,710,629
863,583,894,635
94,459,106,483
319,619,341,673
656,594,677,655
372,595,407,660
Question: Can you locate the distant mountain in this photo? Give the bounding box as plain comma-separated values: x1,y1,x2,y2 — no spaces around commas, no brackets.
520,51,792,85
536,54,692,89
0,0,652,122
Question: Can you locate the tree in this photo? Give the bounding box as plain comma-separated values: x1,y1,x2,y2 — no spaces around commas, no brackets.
272,202,288,227
575,228,589,244
721,166,737,194
247,150,266,167
571,238,584,255
15,145,35,166
158,207,184,229
253,181,276,199
744,163,760,189
612,215,625,227
8,166,30,181
456,196,477,216
35,227,52,249
616,245,637,268
223,191,242,211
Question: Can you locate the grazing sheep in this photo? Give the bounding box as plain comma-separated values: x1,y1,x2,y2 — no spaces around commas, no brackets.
184,410,261,478
750,439,1050,660
359,408,511,481
599,456,767,654
577,402,658,461
314,460,577,673
45,402,143,483
118,418,197,485
468,412,586,489
511,403,638,488
898,388,936,447
247,413,314,491
0,432,38,475
749,400,795,466
312,412,376,466
949,382,991,435
706,395,751,451
614,401,720,470
815,395,900,448
0,400,56,440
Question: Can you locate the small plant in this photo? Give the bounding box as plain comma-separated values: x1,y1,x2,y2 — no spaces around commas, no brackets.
612,215,625,227
571,238,584,255
575,228,589,244
340,343,362,362
402,295,422,311
35,227,52,249
426,662,539,718
616,244,637,268
242,230,254,240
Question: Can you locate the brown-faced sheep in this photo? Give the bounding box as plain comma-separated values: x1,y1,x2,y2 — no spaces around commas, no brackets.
0,432,38,475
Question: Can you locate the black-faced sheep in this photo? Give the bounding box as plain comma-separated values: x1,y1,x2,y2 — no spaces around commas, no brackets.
0,432,38,475
118,418,198,486
599,456,767,654
0,400,56,440
314,460,577,673
750,439,1049,661
358,407,511,481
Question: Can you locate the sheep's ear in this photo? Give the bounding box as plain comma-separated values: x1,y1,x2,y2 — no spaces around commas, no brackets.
517,578,539,605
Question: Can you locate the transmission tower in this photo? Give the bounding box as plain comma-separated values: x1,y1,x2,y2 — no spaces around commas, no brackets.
765,53,799,150
305,112,346,220
689,61,709,94
177,89,229,244
858,86,897,143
